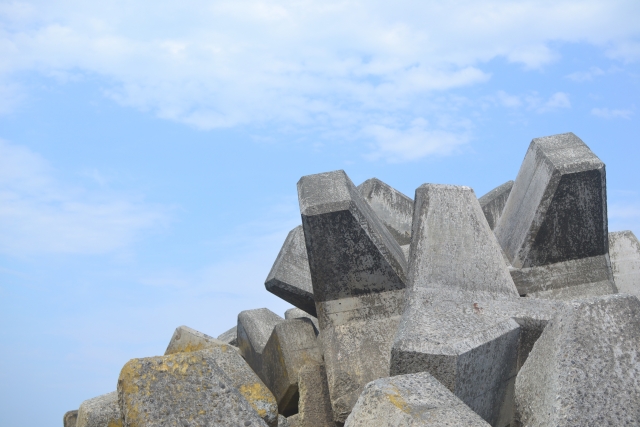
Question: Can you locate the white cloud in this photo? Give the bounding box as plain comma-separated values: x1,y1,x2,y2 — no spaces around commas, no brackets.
365,118,469,162
0,0,639,159
566,66,605,82
0,139,168,255
591,107,633,119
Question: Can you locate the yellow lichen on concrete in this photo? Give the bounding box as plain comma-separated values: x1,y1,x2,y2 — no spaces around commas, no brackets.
239,382,274,417
107,419,124,427
386,386,410,414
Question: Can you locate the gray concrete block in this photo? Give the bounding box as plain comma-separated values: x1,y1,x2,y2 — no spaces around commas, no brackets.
261,318,323,416
344,372,491,426
237,308,285,378
495,133,609,269
286,414,299,427
609,230,640,297
509,254,616,299
265,226,316,316
118,350,268,427
164,327,278,426
298,170,407,422
77,392,121,427
409,183,519,298
284,307,319,332
479,180,514,230
165,325,239,355
277,415,289,427
298,364,336,427
63,410,78,427
357,178,413,246
515,294,640,426
217,326,238,346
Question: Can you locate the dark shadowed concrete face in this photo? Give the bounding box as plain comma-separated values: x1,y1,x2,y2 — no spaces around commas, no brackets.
357,178,413,246
265,226,316,316
495,132,608,269
297,170,406,303
478,180,513,231
515,294,640,426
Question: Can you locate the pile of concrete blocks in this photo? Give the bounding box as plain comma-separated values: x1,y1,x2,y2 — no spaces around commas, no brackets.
65,133,640,427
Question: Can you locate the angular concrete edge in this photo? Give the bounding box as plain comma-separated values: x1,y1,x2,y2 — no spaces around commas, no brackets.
237,308,284,378
165,325,239,355
478,180,514,231
344,372,491,426
76,391,122,427
217,325,238,346
609,230,640,298
265,225,316,316
63,410,78,427
357,177,413,246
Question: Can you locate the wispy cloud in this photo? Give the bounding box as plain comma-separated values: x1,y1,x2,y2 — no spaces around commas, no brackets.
566,66,605,82
0,139,169,255
1,0,639,160
591,107,633,119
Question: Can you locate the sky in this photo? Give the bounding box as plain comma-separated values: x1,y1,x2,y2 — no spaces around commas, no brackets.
1,0,639,425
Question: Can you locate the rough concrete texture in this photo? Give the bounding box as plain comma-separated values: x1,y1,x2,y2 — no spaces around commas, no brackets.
118,350,268,427
217,326,238,346
64,410,78,427
164,329,278,426
261,318,323,416
165,325,239,355
479,180,514,231
515,294,640,426
609,230,640,297
344,372,491,427
357,178,413,246
265,226,316,316
278,415,289,427
284,307,319,332
298,364,336,427
509,254,616,298
77,391,122,427
286,414,299,427
409,183,519,298
495,133,609,268
237,308,285,379
298,170,408,423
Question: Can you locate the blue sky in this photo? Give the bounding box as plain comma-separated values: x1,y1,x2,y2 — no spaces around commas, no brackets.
1,1,639,425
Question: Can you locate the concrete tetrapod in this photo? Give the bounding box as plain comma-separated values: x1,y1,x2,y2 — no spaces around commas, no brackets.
63,410,78,427
609,230,640,298
165,326,278,427
76,391,122,427
297,364,336,427
515,294,640,426
237,308,284,380
357,178,414,246
344,372,491,427
118,350,268,427
284,307,319,332
261,318,323,416
478,180,514,231
494,132,616,298
298,170,407,423
392,183,527,426
217,326,238,346
265,226,316,316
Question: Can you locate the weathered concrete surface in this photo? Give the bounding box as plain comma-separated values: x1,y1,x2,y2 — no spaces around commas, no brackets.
164,328,277,426
298,170,407,422
286,414,299,427
357,178,413,246
262,318,323,416
77,391,122,427
344,372,491,426
495,133,609,268
265,226,316,316
237,308,284,379
479,180,514,231
609,230,640,297
118,350,268,427
217,326,238,346
278,415,289,427
298,364,335,427
510,254,616,299
63,410,78,427
284,307,319,333
515,294,640,426
409,183,519,298
165,325,239,355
